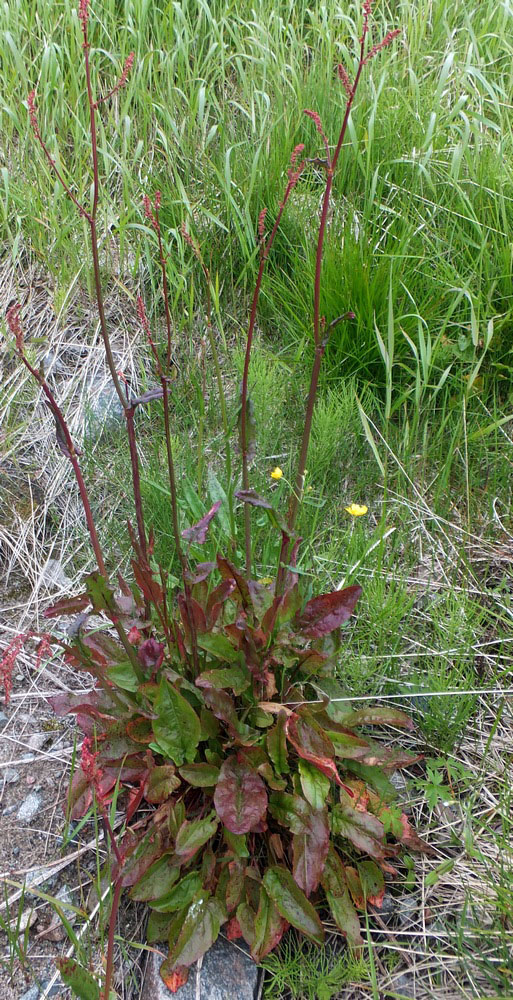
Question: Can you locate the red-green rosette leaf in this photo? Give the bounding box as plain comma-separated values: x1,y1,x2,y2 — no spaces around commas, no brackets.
286,713,352,792
181,500,221,545
55,959,102,1000
175,813,219,862
357,860,385,907
292,804,330,897
196,633,240,664
118,825,168,887
251,885,289,962
214,756,268,834
160,965,189,994
295,584,362,638
340,706,415,730
44,593,90,618
153,677,201,766
298,760,330,809
145,765,181,804
331,803,386,860
262,867,324,944
321,848,363,948
165,892,227,969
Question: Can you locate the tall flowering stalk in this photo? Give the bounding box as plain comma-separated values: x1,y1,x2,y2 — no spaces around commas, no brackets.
27,5,146,560
240,144,306,575
276,1,400,592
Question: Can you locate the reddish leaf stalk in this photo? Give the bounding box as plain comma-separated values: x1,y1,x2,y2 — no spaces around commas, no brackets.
101,877,122,1000
240,146,305,576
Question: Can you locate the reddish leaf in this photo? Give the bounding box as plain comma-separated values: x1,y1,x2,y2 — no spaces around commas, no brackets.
225,916,242,941
321,848,363,948
184,561,216,585
138,638,164,672
161,966,189,993
178,594,207,635
398,813,436,854
145,765,181,803
214,756,268,834
292,805,330,896
202,688,240,731
181,501,221,544
341,706,415,731
295,584,362,638
117,824,169,887
129,854,180,902
331,803,386,860
217,555,250,608
44,593,90,618
286,713,353,794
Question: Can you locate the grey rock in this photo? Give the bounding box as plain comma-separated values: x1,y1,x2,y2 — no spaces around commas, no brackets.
16,792,42,823
27,733,49,752
4,767,20,784
39,979,62,998
12,846,20,857
41,558,72,591
20,754,36,763
19,987,39,1000
397,893,419,928
86,383,124,436
142,936,261,1000
0,710,9,729
3,804,17,816
393,972,417,997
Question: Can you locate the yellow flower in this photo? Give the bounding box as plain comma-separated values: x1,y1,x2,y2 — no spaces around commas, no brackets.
270,467,283,480
258,576,274,586
345,503,368,517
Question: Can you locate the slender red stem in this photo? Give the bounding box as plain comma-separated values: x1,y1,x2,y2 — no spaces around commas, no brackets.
101,878,122,1000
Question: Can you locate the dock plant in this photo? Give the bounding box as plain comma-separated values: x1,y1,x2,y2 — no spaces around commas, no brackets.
4,1,434,996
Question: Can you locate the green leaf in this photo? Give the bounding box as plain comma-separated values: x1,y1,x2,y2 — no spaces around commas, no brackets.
55,959,101,1000
129,855,180,902
267,712,289,775
153,677,201,766
179,762,220,786
298,760,330,810
175,813,219,859
224,828,249,858
84,572,116,613
252,885,288,962
357,860,385,906
166,893,227,969
344,760,397,803
196,663,250,694
147,909,175,944
105,660,140,692
150,872,203,912
196,633,240,663
262,867,324,944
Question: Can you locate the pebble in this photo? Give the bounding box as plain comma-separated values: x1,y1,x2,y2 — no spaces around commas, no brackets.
27,733,49,752
3,804,17,816
16,791,42,823
3,767,20,784
12,846,20,857
0,710,8,729
19,987,39,1000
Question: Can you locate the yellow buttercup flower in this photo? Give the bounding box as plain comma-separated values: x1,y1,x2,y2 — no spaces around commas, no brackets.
271,467,283,480
345,503,368,517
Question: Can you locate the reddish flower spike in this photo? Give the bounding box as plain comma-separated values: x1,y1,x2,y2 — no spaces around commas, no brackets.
258,207,267,239
78,0,90,31
0,634,25,705
337,63,353,98
363,29,401,64
6,303,24,352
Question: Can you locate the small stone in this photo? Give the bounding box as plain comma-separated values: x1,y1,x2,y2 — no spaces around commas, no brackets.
15,672,24,682
20,754,36,763
142,936,261,1000
41,558,72,590
27,733,49,751
3,803,17,816
0,710,8,729
4,767,20,784
16,791,42,823
397,893,419,928
12,847,20,857
19,987,39,1000
393,973,416,998
39,978,62,997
